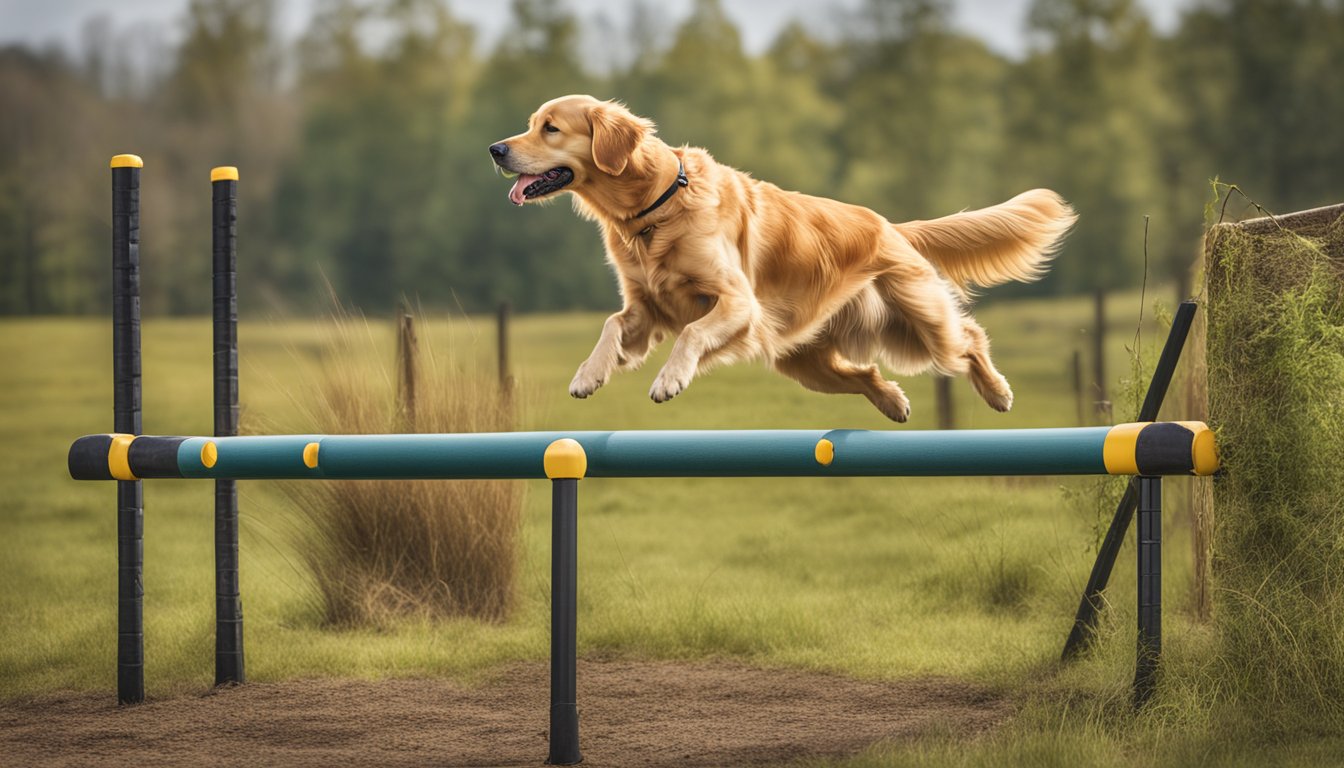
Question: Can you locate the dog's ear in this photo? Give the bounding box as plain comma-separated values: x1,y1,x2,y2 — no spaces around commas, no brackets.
589,102,653,176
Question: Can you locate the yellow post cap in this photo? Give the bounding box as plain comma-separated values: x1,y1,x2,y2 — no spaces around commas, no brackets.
544,438,587,479
303,442,320,469
201,441,218,469
110,154,144,168
814,438,834,466
211,166,239,182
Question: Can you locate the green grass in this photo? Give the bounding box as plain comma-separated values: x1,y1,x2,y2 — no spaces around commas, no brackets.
0,291,1266,763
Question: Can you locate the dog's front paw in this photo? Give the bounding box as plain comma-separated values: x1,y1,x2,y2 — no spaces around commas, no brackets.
569,365,608,399
649,362,693,403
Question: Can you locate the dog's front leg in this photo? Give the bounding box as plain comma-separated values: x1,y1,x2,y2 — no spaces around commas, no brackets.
570,306,652,398
649,272,755,403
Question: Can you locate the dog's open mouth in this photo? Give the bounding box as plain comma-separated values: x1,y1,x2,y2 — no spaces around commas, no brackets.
507,167,573,206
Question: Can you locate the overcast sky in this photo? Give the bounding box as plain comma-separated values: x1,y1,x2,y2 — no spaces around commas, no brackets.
1,0,1192,59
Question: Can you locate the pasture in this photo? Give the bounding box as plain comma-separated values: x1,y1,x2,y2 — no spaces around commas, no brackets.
2,292,1332,765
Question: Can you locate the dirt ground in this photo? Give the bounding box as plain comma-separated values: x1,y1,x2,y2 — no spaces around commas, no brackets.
0,660,1012,767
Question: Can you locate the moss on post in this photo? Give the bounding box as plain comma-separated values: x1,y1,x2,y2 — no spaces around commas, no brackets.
1205,201,1344,734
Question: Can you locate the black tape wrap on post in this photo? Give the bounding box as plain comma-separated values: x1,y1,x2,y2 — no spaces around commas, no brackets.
212,167,244,686
111,155,144,704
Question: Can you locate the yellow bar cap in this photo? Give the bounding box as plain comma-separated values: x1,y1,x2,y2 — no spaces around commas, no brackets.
110,154,144,168
211,166,239,182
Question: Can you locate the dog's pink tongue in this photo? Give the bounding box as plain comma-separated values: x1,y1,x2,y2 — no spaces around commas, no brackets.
508,175,542,206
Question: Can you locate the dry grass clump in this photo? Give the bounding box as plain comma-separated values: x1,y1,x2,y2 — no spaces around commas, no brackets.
282,309,522,627
1204,203,1344,734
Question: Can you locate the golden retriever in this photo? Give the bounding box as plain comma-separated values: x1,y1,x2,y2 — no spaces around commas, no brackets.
488,95,1076,421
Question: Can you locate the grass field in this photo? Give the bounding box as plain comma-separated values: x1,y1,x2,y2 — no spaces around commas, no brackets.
4,292,1333,764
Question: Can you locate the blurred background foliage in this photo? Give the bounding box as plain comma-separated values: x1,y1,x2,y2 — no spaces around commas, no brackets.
2,0,1342,316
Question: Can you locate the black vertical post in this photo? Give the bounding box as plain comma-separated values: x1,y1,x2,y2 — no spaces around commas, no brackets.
544,438,585,765
211,167,244,685
549,477,581,765
1062,301,1196,661
1134,475,1162,708
111,154,144,704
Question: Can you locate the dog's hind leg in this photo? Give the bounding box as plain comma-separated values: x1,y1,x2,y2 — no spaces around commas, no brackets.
960,316,1013,412
875,266,1014,413
775,345,912,422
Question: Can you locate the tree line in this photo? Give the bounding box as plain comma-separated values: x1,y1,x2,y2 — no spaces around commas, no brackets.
1,0,1341,316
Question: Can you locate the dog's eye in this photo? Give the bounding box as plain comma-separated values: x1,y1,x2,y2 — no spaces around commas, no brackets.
544,122,560,134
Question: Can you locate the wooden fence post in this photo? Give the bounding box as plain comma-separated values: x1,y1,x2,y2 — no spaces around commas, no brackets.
497,302,512,394
397,307,418,430
935,377,954,430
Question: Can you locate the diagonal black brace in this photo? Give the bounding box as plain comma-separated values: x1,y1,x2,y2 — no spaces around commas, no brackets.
1060,300,1197,662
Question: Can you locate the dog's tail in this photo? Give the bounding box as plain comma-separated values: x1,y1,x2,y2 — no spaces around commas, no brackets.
895,189,1076,293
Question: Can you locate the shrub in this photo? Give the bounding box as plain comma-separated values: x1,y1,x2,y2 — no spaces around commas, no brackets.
282,309,522,626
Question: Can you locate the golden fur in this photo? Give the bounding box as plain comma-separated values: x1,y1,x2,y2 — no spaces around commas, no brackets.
490,95,1077,421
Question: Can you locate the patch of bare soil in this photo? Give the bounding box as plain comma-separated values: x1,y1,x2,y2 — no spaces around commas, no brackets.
0,660,1011,766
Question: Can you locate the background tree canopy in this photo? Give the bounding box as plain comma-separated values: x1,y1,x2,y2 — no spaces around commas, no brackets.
2,0,1341,316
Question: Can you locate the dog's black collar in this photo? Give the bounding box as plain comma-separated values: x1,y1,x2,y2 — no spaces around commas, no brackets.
634,161,688,220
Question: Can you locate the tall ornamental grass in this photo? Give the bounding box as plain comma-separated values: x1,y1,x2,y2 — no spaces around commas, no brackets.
281,310,522,627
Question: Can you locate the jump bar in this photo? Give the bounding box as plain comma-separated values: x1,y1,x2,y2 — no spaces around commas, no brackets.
70,422,1218,482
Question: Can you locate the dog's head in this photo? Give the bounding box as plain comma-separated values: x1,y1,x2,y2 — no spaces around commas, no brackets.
488,95,655,207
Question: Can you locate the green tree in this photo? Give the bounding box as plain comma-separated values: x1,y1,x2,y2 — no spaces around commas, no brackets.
1003,0,1167,293
833,0,1009,224
0,47,112,314
277,0,478,311
626,1,841,196
456,0,607,312
1176,0,1344,213
147,0,292,313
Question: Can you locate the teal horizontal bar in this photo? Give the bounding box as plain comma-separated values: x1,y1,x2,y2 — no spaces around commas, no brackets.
152,428,1116,480
823,427,1110,476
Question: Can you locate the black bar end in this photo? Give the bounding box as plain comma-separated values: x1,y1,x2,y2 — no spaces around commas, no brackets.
69,435,115,480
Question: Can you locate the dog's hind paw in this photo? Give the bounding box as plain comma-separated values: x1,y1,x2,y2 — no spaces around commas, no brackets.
986,390,1013,412
878,400,911,422
975,374,1013,412
867,385,911,422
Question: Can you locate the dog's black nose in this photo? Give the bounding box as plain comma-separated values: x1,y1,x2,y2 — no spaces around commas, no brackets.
489,143,509,161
